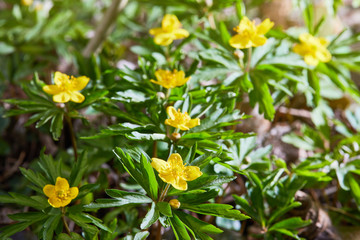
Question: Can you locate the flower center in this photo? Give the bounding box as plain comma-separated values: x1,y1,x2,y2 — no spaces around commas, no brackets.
174,111,190,124
56,190,69,200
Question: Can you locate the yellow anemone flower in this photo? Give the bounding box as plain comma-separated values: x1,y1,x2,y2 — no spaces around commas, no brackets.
229,16,274,49
151,69,190,89
165,106,200,131
149,14,189,46
293,33,332,66
43,71,89,103
43,177,79,208
151,153,202,191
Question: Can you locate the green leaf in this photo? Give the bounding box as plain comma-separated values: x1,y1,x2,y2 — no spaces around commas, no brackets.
69,151,88,187
139,154,158,199
233,195,259,223
175,210,223,239
249,74,275,120
114,147,158,199
0,221,33,239
8,212,47,222
268,202,302,225
269,217,311,231
0,193,46,210
170,213,191,240
181,203,249,221
134,231,150,240
42,214,62,240
85,190,152,209
347,173,360,208
140,202,159,229
157,202,172,217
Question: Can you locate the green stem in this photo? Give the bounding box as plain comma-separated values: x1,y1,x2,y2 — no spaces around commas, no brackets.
61,207,71,235
65,105,78,161
159,184,171,202
245,47,252,73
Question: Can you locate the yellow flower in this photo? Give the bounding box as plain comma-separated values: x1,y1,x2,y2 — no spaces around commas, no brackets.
21,0,33,6
229,16,274,49
151,69,190,89
293,33,332,66
169,199,181,209
43,177,79,208
165,106,200,131
43,71,89,103
151,153,202,191
149,14,189,46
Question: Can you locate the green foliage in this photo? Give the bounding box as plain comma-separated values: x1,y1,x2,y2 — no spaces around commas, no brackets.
1,0,360,239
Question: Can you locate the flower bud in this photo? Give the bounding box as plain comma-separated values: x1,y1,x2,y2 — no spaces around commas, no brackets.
233,50,244,59
156,92,166,99
169,199,181,209
170,132,181,142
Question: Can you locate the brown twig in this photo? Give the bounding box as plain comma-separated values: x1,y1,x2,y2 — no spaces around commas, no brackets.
82,0,128,57
0,151,26,182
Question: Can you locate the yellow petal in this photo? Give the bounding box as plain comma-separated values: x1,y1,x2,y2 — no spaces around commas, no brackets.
55,177,69,191
68,187,79,200
229,34,252,49
162,14,181,31
71,76,89,91
48,196,62,208
175,71,189,86
154,33,175,46
60,198,72,207
149,27,164,36
168,153,183,169
319,37,329,47
53,92,71,103
43,85,61,95
299,33,312,43
172,177,187,191
69,91,85,103
177,124,190,131
256,18,274,35
186,118,200,129
239,16,252,30
315,48,332,63
293,43,307,56
173,29,189,39
183,166,202,181
54,71,69,86
151,158,168,173
43,184,55,197
252,35,267,47
166,106,177,120
159,172,176,185
304,55,319,66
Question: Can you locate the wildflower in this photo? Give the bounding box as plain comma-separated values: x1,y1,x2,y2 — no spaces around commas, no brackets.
149,14,189,46
43,177,78,208
165,106,200,131
43,71,89,103
21,0,33,6
169,199,181,209
151,69,190,89
293,33,331,66
229,16,274,49
151,153,202,191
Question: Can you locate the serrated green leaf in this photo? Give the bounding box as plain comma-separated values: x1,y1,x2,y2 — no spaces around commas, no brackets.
140,202,159,229
181,203,249,221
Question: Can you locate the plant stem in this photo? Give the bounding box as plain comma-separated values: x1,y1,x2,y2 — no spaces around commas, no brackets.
245,47,252,73
159,184,171,202
152,141,157,158
155,221,162,240
65,105,78,161
61,207,71,235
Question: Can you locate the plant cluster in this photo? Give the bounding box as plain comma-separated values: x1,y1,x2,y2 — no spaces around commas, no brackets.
1,0,360,239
